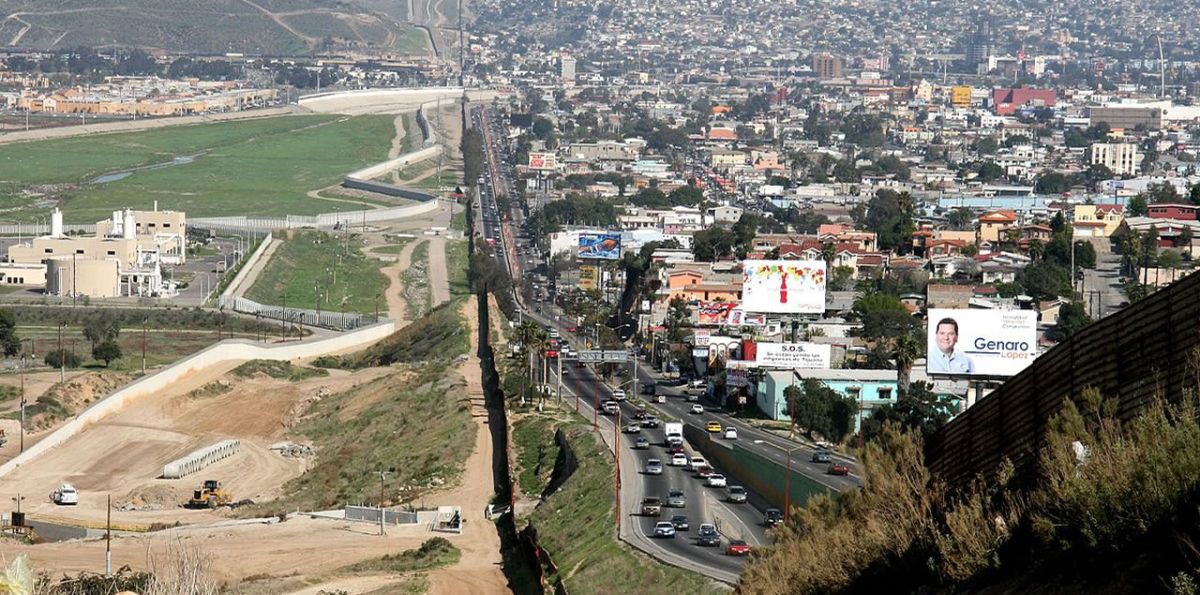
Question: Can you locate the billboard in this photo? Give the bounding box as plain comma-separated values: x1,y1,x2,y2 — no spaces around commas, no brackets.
579,265,597,290
754,342,831,369
697,301,737,325
697,301,769,326
528,152,557,171
578,233,621,260
741,260,827,314
926,309,1038,377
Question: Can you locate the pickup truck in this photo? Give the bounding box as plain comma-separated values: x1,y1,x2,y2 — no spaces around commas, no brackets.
641,497,663,517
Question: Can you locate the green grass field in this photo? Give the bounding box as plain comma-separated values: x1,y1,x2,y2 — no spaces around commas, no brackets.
0,114,396,222
245,230,388,315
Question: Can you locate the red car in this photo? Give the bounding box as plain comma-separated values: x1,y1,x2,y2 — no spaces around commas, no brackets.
566,326,578,333
827,463,851,476
726,540,751,556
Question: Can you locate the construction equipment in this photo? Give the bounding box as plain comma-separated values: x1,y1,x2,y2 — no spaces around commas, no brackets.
186,480,232,509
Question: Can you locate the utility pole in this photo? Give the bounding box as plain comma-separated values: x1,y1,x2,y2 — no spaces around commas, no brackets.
19,358,25,453
141,319,147,374
557,352,563,404
614,404,621,534
376,470,390,536
57,322,64,382
281,293,288,340
105,494,112,576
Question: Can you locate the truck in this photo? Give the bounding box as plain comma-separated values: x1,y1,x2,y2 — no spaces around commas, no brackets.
664,422,684,447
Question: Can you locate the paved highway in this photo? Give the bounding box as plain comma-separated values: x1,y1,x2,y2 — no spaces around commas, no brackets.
468,101,796,580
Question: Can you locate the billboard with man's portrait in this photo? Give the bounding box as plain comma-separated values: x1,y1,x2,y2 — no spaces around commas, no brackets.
926,309,1038,377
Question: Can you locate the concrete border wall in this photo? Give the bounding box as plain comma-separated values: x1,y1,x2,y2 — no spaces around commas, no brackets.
0,320,395,479
219,235,274,301
190,200,440,233
346,145,441,180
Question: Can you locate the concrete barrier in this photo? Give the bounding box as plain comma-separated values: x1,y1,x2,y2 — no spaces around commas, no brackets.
162,439,241,479
346,145,441,180
0,320,395,479
219,235,273,301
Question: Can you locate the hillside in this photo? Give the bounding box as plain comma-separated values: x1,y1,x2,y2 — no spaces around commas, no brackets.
0,0,428,55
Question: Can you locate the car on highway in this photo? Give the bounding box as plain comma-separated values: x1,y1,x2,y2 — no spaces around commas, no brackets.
668,442,685,455
706,474,727,488
688,378,706,390
641,382,656,395
641,497,663,516
670,453,688,466
690,404,705,414
634,436,650,449
622,423,641,434
828,462,851,476
689,455,707,471
667,489,686,508
764,508,784,527
611,389,626,401
726,486,748,503
644,459,663,475
642,416,661,428
705,421,722,433
670,514,690,531
686,391,701,403
726,540,751,556
653,521,676,538
812,450,833,463
633,408,647,419
696,524,721,547
694,464,714,479
723,427,738,440
602,401,619,415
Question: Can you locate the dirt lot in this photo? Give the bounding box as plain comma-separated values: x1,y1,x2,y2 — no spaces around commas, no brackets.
0,364,393,527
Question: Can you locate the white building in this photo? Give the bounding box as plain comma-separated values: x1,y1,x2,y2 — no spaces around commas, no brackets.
1090,142,1140,176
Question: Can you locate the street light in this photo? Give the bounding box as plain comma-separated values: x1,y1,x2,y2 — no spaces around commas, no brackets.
754,439,804,524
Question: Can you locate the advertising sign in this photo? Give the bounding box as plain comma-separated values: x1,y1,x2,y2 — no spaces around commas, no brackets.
697,301,737,325
754,342,831,369
578,233,621,260
528,152,557,171
727,368,751,388
579,265,597,290
728,308,766,326
741,260,827,314
926,309,1038,377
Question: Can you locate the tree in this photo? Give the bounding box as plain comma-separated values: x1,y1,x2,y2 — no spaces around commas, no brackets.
948,208,975,231
668,184,704,207
1019,260,1072,301
975,137,999,155
1034,171,1072,194
44,349,80,369
0,309,18,356
1179,226,1194,254
852,292,915,340
892,332,923,399
83,314,120,350
665,296,692,342
860,381,955,443
631,187,669,208
1046,301,1091,342
830,265,856,291
1127,193,1149,217
864,189,915,252
531,117,554,139
692,227,737,262
785,379,858,443
93,341,122,367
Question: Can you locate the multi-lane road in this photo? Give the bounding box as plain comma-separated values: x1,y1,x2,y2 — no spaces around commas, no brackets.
469,103,861,582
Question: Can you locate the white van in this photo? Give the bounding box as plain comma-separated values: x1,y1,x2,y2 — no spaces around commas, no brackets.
51,483,78,505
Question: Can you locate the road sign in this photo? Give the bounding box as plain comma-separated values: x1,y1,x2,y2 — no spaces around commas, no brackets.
578,350,629,363
578,350,604,363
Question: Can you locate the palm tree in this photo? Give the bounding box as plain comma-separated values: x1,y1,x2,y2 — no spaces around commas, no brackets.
514,321,548,405
820,241,837,278
892,331,923,399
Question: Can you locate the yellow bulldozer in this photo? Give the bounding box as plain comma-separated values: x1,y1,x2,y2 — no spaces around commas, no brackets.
186,480,233,509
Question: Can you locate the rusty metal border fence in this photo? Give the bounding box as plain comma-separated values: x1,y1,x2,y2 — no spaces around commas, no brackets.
925,271,1200,486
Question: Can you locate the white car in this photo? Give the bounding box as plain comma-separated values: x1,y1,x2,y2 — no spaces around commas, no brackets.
689,456,707,471
645,459,664,475
653,521,677,538
670,453,689,466
611,389,626,401
723,427,738,440
690,404,704,414
50,483,78,505
706,474,727,488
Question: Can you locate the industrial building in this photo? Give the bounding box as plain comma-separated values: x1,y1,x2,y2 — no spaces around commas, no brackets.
4,206,186,298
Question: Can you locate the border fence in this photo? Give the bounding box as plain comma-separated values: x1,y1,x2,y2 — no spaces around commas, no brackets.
217,295,378,332
925,269,1200,487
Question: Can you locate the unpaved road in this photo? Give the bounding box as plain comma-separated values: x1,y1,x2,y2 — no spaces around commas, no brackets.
424,296,506,594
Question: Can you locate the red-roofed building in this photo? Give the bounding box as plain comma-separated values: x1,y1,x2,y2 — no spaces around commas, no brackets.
1147,203,1198,221
977,210,1018,243
992,88,1057,115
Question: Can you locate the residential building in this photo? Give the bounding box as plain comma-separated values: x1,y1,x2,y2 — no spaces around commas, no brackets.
1090,142,1140,176
756,368,898,431
1072,204,1124,238
977,210,1018,244
812,53,843,80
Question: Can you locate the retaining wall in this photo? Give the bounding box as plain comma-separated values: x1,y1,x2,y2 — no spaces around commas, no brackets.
346,145,441,180
190,200,440,233
682,423,832,512
0,320,396,479
219,235,274,301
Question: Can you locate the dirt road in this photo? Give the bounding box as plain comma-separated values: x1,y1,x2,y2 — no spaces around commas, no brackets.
369,237,428,323
424,296,507,594
427,236,451,308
